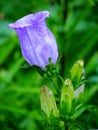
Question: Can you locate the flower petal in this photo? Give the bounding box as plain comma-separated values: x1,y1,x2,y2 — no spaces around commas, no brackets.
8,11,50,28
8,11,58,69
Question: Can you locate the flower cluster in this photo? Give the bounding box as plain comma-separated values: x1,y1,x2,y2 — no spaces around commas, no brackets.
8,11,86,129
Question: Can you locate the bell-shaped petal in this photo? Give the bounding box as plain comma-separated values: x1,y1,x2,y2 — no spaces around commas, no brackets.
8,11,58,69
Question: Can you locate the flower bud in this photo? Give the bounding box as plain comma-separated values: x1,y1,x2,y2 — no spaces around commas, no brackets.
40,85,59,117
69,59,84,86
75,68,85,98
61,79,74,113
8,11,58,70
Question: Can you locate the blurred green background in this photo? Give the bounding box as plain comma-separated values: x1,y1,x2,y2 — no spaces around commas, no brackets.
0,0,98,129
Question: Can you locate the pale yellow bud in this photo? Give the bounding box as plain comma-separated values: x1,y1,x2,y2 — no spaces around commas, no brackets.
40,85,59,117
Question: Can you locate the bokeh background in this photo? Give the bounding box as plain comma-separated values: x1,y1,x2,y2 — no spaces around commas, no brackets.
0,0,98,129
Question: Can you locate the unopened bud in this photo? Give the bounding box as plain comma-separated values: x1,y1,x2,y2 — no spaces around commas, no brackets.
40,85,59,117
75,68,85,98
70,59,84,86
61,79,74,113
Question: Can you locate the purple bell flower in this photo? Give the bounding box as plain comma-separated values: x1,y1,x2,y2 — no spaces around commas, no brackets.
8,11,58,69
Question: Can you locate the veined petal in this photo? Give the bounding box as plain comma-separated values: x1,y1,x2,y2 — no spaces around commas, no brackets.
21,20,58,68
46,29,58,62
8,11,50,28
15,28,38,65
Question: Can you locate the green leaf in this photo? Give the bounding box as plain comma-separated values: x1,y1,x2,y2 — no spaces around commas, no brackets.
0,35,17,65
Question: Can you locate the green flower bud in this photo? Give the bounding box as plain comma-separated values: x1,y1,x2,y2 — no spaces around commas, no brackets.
69,59,84,87
40,85,59,117
75,68,85,98
61,79,74,113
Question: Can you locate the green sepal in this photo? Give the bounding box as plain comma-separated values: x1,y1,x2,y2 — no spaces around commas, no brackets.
69,120,87,130
73,104,94,119
41,111,64,130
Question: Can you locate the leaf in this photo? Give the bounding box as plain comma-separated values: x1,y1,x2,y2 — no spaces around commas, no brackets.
0,35,17,65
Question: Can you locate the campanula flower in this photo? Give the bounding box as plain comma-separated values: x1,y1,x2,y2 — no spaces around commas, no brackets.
8,11,58,69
